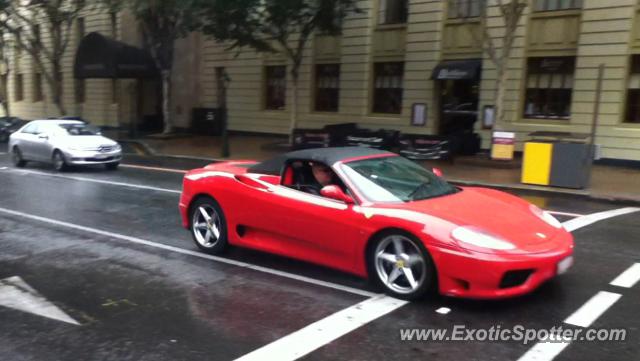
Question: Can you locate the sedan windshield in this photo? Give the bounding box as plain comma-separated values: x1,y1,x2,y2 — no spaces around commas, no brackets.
58,123,100,136
340,156,459,202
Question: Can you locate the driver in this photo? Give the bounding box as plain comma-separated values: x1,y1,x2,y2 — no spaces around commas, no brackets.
311,162,334,188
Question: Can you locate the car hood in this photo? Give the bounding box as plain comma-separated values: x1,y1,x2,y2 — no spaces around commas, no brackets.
395,187,565,252
58,135,118,148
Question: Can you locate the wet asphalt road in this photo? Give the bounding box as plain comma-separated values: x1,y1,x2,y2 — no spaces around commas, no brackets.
0,144,638,361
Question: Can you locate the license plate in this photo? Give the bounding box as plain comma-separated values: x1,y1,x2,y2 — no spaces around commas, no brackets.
557,256,574,275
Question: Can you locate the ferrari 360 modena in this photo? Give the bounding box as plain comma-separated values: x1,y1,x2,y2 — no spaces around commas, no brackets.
179,147,574,300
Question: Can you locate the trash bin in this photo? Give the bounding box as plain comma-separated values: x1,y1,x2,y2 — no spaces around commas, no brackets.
192,108,222,135
521,132,593,189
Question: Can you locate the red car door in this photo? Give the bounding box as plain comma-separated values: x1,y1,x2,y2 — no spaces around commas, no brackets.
232,175,365,274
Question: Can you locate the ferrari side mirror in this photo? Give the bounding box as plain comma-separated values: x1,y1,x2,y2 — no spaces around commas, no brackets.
320,185,354,204
432,167,443,177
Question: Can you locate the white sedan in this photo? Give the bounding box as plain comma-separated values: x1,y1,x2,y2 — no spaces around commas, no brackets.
8,120,122,171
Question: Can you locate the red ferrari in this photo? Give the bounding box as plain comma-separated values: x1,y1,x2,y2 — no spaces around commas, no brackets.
179,147,574,300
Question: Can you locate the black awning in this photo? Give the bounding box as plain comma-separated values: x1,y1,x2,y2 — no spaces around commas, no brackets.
431,59,482,80
74,32,158,79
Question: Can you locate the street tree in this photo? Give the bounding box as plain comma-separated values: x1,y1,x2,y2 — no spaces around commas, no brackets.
453,0,527,126
199,0,360,144
0,28,11,116
0,0,87,116
109,0,202,134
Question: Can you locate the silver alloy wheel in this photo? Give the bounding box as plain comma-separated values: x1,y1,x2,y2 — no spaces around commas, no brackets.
374,235,427,295
12,148,22,164
53,152,65,170
192,204,222,248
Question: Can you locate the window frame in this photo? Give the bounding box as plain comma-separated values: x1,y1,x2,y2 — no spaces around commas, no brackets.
624,55,640,124
447,0,485,19
372,62,404,115
533,0,583,12
378,0,409,25
264,65,287,111
523,57,575,120
314,63,341,113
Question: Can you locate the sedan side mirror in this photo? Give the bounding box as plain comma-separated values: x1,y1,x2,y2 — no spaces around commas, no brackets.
432,167,443,177
320,185,354,204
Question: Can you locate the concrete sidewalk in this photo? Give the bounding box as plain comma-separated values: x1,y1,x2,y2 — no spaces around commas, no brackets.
114,132,640,204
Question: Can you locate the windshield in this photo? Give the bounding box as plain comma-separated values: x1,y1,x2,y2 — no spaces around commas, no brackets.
58,123,101,136
340,156,459,202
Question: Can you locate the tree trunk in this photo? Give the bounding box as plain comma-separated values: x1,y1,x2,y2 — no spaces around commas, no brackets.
494,64,509,126
161,69,173,134
1,72,9,116
52,62,67,116
288,69,299,145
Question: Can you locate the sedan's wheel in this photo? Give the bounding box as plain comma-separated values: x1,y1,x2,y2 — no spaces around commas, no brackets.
0,132,8,143
189,196,228,254
369,233,435,300
12,147,26,167
52,150,68,172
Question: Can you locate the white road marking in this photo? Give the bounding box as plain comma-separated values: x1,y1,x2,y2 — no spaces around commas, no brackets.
0,276,79,325
0,206,376,298
563,291,622,328
234,294,407,361
562,207,640,232
610,263,640,288
0,168,180,194
120,163,187,174
435,307,451,315
517,337,572,361
546,210,585,218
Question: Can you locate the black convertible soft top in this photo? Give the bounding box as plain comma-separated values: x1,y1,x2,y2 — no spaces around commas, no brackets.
247,147,394,175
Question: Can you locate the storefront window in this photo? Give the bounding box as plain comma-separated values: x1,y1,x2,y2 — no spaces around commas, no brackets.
265,66,286,110
625,55,640,123
534,0,582,12
314,64,340,112
373,62,404,114
524,57,575,120
378,0,408,25
448,0,485,18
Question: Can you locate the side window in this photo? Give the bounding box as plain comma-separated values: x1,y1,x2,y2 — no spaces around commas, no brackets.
21,123,38,134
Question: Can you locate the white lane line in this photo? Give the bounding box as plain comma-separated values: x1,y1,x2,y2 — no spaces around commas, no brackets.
610,263,640,288
547,210,585,218
0,168,180,194
563,291,622,328
435,307,451,315
121,164,187,174
517,338,572,361
234,294,407,361
562,207,640,232
0,206,376,298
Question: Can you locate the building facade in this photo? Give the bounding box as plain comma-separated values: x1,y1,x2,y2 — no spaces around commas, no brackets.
5,0,640,161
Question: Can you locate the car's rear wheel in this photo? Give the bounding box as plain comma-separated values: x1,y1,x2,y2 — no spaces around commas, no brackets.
52,150,68,172
189,196,228,254
12,147,26,167
368,232,435,300
105,162,119,171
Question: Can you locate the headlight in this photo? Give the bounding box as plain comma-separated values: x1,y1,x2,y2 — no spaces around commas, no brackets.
114,144,122,151
530,205,562,229
451,226,516,250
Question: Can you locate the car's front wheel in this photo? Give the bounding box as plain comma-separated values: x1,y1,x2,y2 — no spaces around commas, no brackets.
12,147,26,167
189,196,229,254
52,150,68,172
368,232,436,300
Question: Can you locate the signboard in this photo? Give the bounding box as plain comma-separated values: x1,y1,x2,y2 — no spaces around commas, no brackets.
411,103,427,126
483,105,495,129
491,131,515,160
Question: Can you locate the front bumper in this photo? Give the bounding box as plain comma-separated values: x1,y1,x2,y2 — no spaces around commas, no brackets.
428,232,574,299
63,149,122,165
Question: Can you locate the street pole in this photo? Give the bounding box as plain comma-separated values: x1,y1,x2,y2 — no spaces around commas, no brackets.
217,68,231,158
590,64,604,156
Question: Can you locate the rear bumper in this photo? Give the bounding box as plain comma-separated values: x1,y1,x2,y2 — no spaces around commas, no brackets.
429,233,574,299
